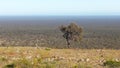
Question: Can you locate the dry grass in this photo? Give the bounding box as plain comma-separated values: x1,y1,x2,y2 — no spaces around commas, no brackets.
0,47,120,68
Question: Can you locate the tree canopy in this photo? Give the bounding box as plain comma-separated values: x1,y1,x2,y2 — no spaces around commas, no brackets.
59,22,83,48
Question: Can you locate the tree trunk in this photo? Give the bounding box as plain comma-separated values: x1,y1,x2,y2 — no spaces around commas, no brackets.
66,39,70,48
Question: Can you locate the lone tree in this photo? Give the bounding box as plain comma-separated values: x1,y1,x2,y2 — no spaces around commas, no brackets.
59,22,83,48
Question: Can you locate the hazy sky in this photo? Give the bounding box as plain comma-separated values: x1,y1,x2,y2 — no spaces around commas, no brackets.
0,0,120,16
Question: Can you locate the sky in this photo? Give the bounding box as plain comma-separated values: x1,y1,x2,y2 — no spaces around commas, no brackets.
0,0,120,16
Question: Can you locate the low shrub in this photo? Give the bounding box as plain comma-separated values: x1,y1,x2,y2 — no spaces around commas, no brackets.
45,48,51,51
3,63,15,68
104,60,120,68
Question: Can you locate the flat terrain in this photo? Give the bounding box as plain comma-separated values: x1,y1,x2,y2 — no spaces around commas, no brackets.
0,16,120,68
0,16,120,49
0,47,120,68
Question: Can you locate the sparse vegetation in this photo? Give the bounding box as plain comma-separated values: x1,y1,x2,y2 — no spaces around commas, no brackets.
0,23,119,49
0,16,120,68
0,47,119,68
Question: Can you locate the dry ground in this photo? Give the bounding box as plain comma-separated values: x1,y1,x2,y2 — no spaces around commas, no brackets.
0,47,120,68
